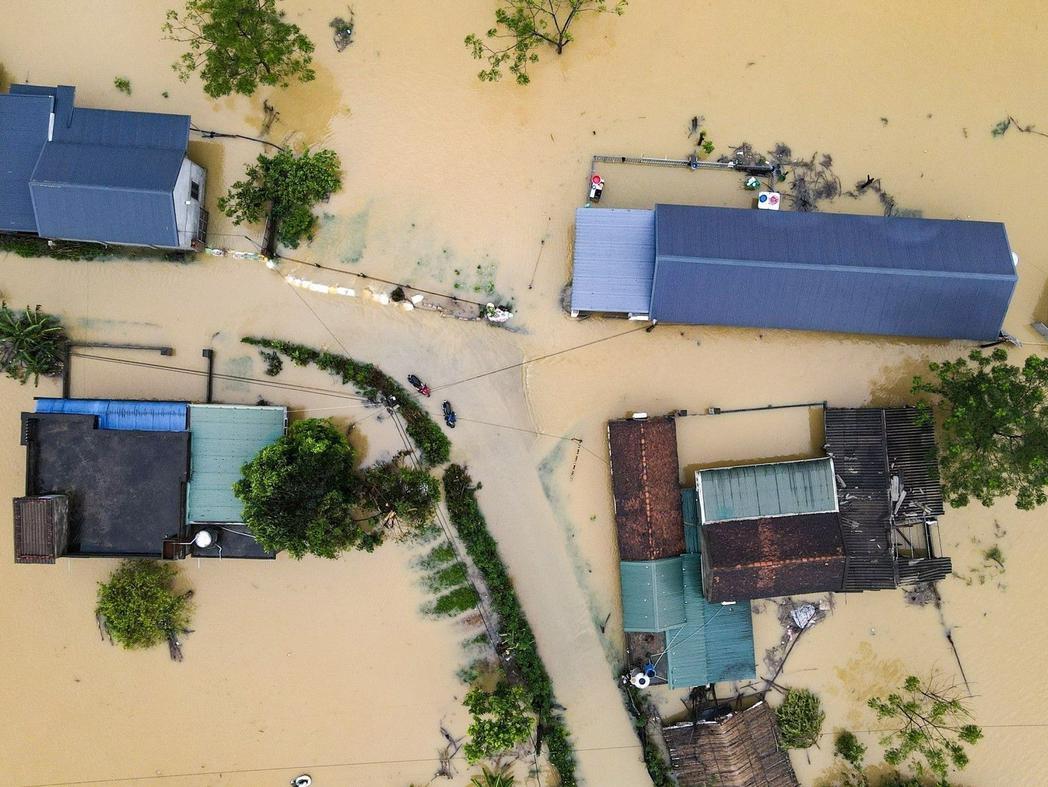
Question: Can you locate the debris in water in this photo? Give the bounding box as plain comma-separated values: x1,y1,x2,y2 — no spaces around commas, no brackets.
330,11,355,53
992,115,1048,139
880,116,889,125
903,582,938,607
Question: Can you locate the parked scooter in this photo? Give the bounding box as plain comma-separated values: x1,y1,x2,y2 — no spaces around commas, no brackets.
408,374,431,397
442,400,457,429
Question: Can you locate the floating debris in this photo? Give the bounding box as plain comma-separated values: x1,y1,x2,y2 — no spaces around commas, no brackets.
330,11,355,53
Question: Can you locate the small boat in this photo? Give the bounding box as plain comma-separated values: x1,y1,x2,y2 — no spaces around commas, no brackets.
442,400,457,429
408,374,431,397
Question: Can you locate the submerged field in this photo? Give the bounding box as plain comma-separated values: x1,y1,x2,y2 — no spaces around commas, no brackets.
3,1,1048,785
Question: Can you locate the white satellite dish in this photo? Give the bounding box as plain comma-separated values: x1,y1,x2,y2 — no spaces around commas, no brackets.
193,529,215,548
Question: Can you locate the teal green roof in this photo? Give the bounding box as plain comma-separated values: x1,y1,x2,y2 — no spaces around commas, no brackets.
665,554,756,688
681,488,700,554
186,404,286,523
697,457,837,523
621,557,687,632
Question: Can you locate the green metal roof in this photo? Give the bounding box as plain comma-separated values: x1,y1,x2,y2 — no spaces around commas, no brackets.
186,404,286,523
681,488,700,554
666,554,756,688
621,557,687,632
697,457,837,523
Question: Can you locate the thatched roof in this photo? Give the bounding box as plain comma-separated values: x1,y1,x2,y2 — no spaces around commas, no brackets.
663,701,798,787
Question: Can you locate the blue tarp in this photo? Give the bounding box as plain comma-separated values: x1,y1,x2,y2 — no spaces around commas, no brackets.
35,398,187,432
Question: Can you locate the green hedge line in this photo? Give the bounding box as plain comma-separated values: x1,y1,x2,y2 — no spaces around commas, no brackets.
0,233,186,262
443,464,577,786
242,337,451,466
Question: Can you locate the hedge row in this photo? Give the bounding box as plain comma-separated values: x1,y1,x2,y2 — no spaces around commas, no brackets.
0,233,186,262
443,464,577,786
242,337,451,466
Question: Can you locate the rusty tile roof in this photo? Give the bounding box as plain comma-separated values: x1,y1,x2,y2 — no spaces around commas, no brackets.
664,701,799,787
13,495,69,564
608,417,685,561
702,512,846,601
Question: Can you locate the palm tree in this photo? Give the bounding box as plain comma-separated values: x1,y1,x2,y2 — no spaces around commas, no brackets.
0,303,68,385
469,764,516,787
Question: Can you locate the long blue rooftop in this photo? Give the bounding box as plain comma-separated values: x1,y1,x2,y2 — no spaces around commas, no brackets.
35,399,188,432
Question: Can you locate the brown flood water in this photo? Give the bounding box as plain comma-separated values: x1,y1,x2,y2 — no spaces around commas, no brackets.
3,1,1048,785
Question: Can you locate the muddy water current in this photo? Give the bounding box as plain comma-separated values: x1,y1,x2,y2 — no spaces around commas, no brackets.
2,1,1048,785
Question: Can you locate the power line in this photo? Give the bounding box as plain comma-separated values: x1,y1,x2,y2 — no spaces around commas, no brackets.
69,352,368,402
433,324,650,391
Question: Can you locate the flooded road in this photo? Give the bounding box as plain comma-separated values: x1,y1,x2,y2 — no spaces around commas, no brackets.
3,0,1048,784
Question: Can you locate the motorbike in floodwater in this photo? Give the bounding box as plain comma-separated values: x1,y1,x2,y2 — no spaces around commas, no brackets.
442,400,457,429
408,374,431,397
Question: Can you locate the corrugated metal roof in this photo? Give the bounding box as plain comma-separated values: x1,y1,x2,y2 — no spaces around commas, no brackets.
665,554,755,688
571,207,655,314
186,404,287,523
697,457,837,523
13,495,69,564
650,204,1017,340
1,84,192,247
621,557,687,632
35,398,188,431
0,93,51,232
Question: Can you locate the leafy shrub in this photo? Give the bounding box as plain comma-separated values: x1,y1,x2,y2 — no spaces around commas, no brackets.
835,729,867,768
113,76,132,94
425,561,469,592
261,349,283,376
429,585,480,616
776,688,825,749
0,302,67,384
418,542,456,570
361,462,441,529
463,681,535,763
242,337,451,465
444,464,577,784
234,418,377,558
96,561,193,649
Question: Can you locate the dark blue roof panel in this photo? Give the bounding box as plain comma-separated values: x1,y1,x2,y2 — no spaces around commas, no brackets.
0,93,50,232
651,205,1017,340
32,143,185,191
31,182,178,246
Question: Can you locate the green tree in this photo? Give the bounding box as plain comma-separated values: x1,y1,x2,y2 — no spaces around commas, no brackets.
775,688,825,749
465,0,627,85
163,0,315,98
463,681,535,763
912,348,1048,509
234,418,377,558
834,729,867,769
0,302,67,385
219,148,342,248
361,461,441,530
868,675,983,784
96,561,193,649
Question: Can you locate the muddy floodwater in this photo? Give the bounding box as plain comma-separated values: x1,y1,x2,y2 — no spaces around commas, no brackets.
3,1,1048,785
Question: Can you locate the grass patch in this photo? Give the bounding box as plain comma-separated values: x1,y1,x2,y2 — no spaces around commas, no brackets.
444,464,577,786
418,542,457,570
242,337,451,466
425,561,469,592
428,585,480,616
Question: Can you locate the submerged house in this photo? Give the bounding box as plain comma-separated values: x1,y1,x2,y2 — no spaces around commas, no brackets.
609,417,757,689
693,407,952,601
0,84,207,250
13,399,285,563
571,204,1017,341
663,700,799,787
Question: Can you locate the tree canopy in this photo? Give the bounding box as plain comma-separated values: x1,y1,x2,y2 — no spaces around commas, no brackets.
164,0,315,98
775,688,825,749
912,348,1048,510
868,674,983,784
0,302,67,385
463,681,535,763
219,148,342,248
234,418,376,558
96,561,193,649
361,461,441,529
465,0,627,85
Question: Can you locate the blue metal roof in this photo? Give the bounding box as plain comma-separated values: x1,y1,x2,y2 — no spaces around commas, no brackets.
35,399,188,431
651,204,1017,340
571,207,655,314
665,555,756,688
0,84,191,247
0,93,51,232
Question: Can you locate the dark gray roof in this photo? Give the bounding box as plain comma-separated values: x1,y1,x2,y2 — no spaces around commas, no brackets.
571,208,655,314
0,93,51,232
651,204,1017,340
0,84,191,247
